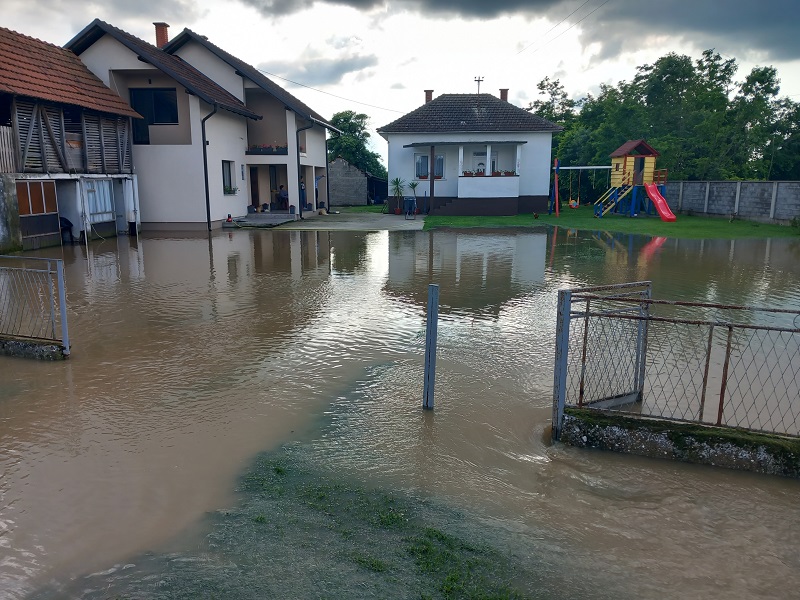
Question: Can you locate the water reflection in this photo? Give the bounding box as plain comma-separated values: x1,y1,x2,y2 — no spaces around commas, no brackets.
1,227,799,599
386,230,546,317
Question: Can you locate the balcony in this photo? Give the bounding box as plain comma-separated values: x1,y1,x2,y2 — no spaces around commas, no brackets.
246,144,288,156
458,173,519,198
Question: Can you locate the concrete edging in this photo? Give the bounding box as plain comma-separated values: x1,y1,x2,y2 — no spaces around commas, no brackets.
0,337,68,360
559,409,800,478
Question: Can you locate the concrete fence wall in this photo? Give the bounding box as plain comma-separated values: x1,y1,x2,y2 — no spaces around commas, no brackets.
664,181,800,223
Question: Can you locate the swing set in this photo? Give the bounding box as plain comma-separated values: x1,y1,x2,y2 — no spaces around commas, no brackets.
549,160,612,216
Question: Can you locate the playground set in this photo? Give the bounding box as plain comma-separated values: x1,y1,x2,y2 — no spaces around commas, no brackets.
549,139,676,222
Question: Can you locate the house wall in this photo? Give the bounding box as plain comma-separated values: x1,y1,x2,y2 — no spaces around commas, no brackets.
78,34,159,88
205,108,250,222
328,157,367,205
386,131,553,198
302,126,327,167
246,92,289,147
171,41,245,102
112,72,193,145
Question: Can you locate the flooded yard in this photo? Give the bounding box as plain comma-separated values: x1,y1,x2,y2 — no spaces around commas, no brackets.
1,227,799,598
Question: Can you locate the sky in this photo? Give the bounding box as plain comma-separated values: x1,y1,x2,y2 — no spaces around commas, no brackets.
5,0,800,165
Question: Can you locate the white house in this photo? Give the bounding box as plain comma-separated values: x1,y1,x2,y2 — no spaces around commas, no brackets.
377,89,561,215
66,20,337,231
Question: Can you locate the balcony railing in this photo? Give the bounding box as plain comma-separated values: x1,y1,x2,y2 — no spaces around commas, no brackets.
246,144,288,155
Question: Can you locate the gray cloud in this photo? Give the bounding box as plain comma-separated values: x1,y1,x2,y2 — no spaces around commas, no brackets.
258,54,379,86
239,0,800,62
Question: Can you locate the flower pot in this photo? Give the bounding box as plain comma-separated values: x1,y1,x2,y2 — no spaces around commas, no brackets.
395,207,401,215
419,176,428,180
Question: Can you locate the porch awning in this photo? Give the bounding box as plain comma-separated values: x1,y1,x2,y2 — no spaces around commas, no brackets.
402,141,528,148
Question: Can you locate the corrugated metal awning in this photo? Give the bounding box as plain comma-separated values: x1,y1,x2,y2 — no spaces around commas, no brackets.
402,141,528,148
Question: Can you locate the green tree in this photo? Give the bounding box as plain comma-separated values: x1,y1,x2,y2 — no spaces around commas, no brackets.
327,110,387,179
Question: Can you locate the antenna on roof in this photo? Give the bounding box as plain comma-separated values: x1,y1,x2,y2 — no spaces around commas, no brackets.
474,76,484,95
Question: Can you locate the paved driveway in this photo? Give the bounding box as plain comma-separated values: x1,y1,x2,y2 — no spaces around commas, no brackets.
275,211,425,231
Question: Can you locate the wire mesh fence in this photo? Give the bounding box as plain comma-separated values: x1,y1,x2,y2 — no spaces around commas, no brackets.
553,281,800,439
0,255,70,354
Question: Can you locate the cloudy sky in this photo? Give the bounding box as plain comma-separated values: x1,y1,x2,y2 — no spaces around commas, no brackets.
5,0,800,164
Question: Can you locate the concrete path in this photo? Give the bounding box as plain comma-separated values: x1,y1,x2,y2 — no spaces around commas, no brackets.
276,211,425,231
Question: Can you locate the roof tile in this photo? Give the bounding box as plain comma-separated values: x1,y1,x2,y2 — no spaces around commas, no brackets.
0,26,140,117
377,94,562,134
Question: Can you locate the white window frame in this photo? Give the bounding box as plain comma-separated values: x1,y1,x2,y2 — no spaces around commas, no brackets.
414,153,445,178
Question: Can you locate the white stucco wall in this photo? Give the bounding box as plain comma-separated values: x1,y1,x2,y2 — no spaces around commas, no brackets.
77,34,158,89
385,131,553,196
171,41,246,102
134,96,250,226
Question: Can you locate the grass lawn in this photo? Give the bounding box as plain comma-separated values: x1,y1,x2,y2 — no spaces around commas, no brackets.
335,204,385,213
424,205,800,239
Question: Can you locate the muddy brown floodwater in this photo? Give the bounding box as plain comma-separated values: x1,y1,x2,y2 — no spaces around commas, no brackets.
1,228,799,599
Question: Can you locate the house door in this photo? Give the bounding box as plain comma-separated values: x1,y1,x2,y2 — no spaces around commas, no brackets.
473,152,497,174
250,167,259,207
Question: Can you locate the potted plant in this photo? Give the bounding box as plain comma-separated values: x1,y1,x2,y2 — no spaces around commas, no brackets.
492,170,502,177
223,185,238,195
418,174,428,180
504,169,516,176
462,170,474,177
390,177,405,214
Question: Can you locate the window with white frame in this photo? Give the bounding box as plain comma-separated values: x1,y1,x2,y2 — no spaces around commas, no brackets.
414,153,444,178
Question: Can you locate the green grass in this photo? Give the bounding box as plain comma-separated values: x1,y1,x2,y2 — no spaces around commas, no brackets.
424,205,800,239
335,204,385,213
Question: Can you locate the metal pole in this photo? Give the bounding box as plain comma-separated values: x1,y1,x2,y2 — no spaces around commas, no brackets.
552,289,571,441
423,284,439,410
56,259,70,356
634,285,651,401
717,325,734,426
47,259,56,339
578,298,590,407
699,324,715,421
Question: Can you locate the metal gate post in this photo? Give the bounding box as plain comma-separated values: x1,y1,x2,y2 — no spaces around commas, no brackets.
552,289,571,441
634,283,651,401
56,259,70,356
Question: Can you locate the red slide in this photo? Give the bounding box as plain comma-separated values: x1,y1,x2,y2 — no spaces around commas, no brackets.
644,183,676,222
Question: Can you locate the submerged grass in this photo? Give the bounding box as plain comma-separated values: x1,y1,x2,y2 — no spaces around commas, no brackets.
43,444,617,600
424,205,799,239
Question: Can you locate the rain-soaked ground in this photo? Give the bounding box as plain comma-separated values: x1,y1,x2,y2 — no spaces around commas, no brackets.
1,227,799,599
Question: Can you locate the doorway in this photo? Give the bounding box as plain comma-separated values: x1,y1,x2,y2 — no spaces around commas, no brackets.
249,167,259,208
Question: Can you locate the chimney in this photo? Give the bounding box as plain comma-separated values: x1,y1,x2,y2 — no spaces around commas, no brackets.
153,22,170,48
424,89,433,103
499,88,509,102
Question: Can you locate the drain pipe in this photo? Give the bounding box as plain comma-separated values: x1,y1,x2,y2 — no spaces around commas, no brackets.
296,120,313,219
201,103,219,231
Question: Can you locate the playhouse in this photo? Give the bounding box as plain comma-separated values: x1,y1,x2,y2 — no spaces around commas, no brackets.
596,139,675,221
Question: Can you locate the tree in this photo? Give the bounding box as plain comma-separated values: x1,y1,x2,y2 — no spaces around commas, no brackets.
327,110,388,179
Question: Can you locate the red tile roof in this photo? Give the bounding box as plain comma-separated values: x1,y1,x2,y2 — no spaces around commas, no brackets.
66,20,260,121
610,139,660,158
0,26,140,118
164,29,334,130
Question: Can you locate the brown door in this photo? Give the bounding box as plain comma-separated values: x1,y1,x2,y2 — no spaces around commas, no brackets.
249,167,259,207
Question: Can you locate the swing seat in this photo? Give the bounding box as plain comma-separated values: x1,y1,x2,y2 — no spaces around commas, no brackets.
568,199,579,209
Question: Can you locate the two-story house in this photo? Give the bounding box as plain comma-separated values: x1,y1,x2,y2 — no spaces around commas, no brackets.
0,26,141,252
66,20,336,231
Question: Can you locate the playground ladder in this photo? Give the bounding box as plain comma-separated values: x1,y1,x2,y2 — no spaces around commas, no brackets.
594,174,632,218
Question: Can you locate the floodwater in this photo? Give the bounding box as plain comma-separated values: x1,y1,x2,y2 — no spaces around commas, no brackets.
1,227,799,599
